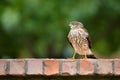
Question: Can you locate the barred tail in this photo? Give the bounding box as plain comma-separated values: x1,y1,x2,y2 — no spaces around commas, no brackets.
88,49,92,55
87,49,97,59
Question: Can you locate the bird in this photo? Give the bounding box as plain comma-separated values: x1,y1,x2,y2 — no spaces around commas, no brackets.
67,21,96,59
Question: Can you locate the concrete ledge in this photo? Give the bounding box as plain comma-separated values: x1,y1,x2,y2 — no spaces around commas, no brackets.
0,59,120,76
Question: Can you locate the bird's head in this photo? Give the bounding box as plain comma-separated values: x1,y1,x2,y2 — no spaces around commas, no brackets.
69,21,83,29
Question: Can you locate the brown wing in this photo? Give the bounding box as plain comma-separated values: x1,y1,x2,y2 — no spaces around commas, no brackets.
82,27,92,49
67,37,73,48
86,36,92,49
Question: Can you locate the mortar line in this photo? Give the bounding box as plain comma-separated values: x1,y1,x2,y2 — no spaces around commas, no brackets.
76,59,80,74
59,59,63,75
24,59,28,74
6,59,10,75
112,59,115,74
42,59,45,75
94,59,97,74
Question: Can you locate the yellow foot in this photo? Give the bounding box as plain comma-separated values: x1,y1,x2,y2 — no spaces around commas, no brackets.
82,55,87,60
82,57,87,60
67,57,75,61
68,56,75,59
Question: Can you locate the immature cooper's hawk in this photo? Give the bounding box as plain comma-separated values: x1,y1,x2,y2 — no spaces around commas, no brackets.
68,21,95,59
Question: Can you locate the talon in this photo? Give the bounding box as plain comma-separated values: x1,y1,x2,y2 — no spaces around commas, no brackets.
83,57,87,60
83,53,87,60
68,51,76,59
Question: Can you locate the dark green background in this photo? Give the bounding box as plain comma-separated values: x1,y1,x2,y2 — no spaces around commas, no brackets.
0,0,120,58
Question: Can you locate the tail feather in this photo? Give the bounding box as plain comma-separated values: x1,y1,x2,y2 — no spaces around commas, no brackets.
88,49,92,55
87,49,96,59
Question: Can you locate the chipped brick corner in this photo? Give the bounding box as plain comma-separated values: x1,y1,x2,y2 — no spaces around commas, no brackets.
0,59,120,79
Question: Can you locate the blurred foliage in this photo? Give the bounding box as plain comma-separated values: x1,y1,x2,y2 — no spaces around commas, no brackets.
0,0,120,58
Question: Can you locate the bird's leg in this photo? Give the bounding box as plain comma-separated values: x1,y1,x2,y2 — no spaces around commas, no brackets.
68,51,76,60
71,51,76,59
83,52,87,59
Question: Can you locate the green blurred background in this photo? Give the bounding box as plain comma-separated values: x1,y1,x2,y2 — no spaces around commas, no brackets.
0,0,120,58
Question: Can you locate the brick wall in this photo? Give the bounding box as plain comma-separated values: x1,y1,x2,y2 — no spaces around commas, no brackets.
0,59,120,80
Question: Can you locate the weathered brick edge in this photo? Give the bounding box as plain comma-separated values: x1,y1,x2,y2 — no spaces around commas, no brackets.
0,59,120,76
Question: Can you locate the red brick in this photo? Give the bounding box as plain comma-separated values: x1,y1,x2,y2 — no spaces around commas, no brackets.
79,59,94,75
114,59,120,75
0,59,7,75
9,59,25,75
96,59,113,75
62,59,76,75
44,59,59,75
27,59,43,75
